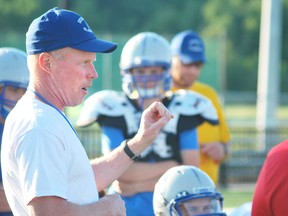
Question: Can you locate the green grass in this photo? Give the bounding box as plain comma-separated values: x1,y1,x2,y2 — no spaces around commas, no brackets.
220,188,254,208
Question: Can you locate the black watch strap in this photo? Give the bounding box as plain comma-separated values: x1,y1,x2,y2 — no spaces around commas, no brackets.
123,139,141,161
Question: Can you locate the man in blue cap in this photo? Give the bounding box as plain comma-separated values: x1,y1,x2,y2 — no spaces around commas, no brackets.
1,8,173,216
170,30,231,186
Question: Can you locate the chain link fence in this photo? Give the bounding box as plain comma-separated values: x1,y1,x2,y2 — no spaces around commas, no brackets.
76,125,288,187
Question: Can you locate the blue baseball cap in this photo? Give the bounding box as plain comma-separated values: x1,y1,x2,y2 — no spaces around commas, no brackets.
170,30,206,64
26,7,117,55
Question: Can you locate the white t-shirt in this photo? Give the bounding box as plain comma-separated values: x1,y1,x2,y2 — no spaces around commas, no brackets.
1,95,99,216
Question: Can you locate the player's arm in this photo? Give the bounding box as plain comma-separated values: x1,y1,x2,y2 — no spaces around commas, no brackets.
117,160,179,182
180,128,200,167
112,160,179,196
101,126,178,183
208,89,231,161
201,142,229,162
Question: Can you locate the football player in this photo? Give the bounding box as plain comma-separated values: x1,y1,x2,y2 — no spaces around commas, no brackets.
0,47,29,216
153,165,226,216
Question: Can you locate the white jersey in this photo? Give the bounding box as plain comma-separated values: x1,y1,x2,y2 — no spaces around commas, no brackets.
1,95,98,216
77,89,218,162
77,89,218,131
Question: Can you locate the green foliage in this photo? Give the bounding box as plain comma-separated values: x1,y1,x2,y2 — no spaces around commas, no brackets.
0,0,287,92
0,0,38,16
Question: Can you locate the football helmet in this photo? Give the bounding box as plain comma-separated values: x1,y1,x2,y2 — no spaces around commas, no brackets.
0,47,29,119
120,32,172,101
153,165,226,216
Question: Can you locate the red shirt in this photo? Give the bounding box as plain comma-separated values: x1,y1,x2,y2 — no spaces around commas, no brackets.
252,140,288,216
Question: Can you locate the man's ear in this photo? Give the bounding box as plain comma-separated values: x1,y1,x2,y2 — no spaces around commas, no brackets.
38,52,52,73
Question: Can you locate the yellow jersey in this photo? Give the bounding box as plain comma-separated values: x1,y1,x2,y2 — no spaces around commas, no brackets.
172,81,231,184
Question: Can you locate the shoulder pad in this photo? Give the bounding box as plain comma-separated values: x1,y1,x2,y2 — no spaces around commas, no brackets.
76,90,129,127
169,89,218,122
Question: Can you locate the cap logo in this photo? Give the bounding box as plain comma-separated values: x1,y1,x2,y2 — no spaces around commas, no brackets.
77,17,93,33
187,39,203,53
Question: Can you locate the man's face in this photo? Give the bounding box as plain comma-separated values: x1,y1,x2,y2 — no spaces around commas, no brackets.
171,56,203,89
47,47,98,109
179,197,218,216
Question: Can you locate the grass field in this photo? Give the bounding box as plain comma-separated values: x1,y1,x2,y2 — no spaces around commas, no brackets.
219,184,254,214
220,187,254,208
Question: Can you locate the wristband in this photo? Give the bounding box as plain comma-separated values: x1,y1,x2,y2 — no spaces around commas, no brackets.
123,139,141,161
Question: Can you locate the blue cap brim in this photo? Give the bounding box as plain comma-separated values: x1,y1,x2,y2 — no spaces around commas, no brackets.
71,38,118,53
178,54,206,64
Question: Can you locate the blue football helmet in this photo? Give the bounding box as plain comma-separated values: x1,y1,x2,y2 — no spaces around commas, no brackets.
120,32,172,101
153,165,226,216
0,47,29,119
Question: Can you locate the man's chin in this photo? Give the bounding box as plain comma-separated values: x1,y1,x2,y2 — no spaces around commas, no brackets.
178,82,192,89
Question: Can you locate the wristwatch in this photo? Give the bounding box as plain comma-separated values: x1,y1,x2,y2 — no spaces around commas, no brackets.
123,139,141,161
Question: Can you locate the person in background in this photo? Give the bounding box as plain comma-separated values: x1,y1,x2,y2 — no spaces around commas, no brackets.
170,30,231,185
251,139,288,215
1,8,173,216
77,32,219,216
0,47,29,216
153,165,226,216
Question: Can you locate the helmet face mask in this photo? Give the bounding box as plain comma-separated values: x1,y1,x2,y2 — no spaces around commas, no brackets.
0,81,28,119
122,67,171,100
153,166,226,216
171,193,224,216
120,32,172,103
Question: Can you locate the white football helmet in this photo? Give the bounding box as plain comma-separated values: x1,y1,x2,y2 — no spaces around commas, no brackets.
120,32,172,101
0,47,29,118
153,165,226,216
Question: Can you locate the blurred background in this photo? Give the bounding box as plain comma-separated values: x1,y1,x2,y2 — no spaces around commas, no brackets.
1,0,287,209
